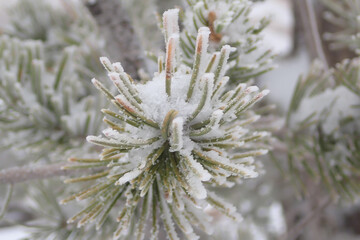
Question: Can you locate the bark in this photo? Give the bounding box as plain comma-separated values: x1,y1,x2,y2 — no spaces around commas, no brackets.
86,0,146,79
0,163,79,184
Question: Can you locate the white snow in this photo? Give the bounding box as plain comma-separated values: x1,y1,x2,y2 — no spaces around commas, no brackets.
195,27,211,72
250,0,294,56
136,69,200,125
116,168,142,185
267,202,286,235
163,8,180,42
0,227,29,240
292,86,360,134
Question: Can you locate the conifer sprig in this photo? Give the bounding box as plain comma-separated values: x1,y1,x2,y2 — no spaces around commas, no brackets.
64,9,270,240
181,0,274,83
0,36,103,158
286,59,360,199
3,0,106,78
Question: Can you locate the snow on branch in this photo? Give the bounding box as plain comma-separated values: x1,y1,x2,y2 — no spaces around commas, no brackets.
63,7,270,240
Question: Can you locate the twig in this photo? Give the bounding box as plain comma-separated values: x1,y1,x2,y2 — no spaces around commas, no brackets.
86,0,146,79
0,184,13,220
280,195,333,240
0,163,82,185
295,0,329,69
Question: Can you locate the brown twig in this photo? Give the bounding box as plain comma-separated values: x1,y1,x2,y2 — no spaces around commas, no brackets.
295,0,329,69
0,163,81,185
86,0,146,79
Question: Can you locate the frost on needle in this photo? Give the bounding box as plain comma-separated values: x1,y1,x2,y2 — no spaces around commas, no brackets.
62,8,270,240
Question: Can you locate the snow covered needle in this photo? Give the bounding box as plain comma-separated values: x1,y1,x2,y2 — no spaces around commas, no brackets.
181,0,274,82
63,9,269,240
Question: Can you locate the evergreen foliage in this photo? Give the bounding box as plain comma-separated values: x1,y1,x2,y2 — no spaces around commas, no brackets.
322,0,360,53
62,9,270,240
285,59,360,199
180,0,274,83
3,0,106,77
0,0,359,239
0,36,103,160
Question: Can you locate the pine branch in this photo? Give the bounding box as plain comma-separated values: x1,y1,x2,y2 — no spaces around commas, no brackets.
181,0,274,83
61,8,271,239
0,163,85,185
86,0,146,79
